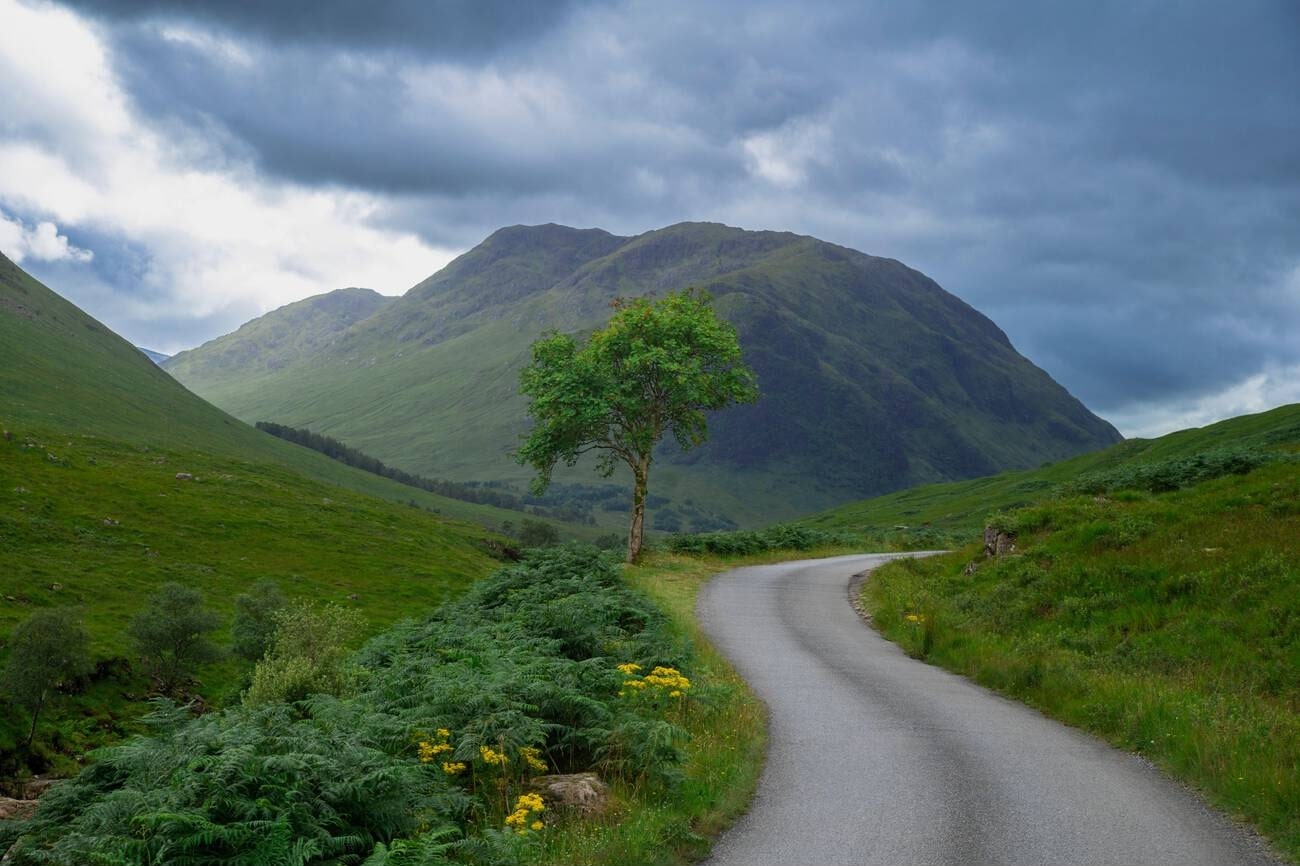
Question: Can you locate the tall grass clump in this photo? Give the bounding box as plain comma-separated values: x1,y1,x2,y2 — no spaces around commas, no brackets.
1,547,702,865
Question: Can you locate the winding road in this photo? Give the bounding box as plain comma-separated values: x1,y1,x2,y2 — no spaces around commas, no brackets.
696,553,1280,866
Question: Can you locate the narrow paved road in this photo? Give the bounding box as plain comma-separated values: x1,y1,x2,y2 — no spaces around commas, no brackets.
697,554,1280,866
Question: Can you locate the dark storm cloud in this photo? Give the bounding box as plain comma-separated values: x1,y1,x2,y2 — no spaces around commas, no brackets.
61,0,592,58
41,0,1300,431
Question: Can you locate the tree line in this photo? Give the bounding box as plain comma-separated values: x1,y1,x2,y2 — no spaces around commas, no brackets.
255,421,594,523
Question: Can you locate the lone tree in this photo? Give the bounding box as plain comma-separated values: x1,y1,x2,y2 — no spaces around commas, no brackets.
128,582,221,693
518,288,758,562
3,608,93,749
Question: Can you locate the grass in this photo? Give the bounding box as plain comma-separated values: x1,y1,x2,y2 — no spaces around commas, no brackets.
0,425,503,775
861,459,1300,862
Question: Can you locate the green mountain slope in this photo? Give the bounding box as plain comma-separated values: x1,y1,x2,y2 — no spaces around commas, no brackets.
163,287,391,381
802,402,1300,536
165,222,1121,527
0,253,577,532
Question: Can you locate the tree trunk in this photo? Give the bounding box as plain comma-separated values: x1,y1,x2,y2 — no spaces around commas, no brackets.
626,458,650,563
24,691,45,750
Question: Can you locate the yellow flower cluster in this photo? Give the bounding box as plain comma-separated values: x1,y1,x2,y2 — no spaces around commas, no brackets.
618,663,691,699
520,746,548,774
418,728,454,764
479,745,509,767
442,761,466,775
504,792,546,835
904,613,926,624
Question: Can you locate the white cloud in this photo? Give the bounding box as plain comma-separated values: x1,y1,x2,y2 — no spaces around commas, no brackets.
0,0,454,345
1106,365,1300,440
0,210,94,263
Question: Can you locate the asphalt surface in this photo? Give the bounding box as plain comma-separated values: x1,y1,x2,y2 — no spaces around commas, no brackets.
697,553,1281,866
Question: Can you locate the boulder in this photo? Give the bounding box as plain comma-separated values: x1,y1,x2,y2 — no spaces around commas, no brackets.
527,772,609,817
175,472,194,480
0,798,36,821
983,526,1016,558
22,777,59,799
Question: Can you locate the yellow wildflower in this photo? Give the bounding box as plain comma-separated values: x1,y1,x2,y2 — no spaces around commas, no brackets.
520,746,548,774
616,662,642,675
435,728,451,739
504,793,546,833
531,820,544,831
479,745,509,766
417,741,437,764
442,761,466,775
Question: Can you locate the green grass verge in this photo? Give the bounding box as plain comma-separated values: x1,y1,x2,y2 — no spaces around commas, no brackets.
861,460,1300,863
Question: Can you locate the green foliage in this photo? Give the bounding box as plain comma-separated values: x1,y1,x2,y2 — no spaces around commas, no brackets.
245,602,363,705
516,519,561,549
666,525,853,556
518,289,758,560
3,547,703,864
128,583,221,693
231,580,287,662
1064,445,1288,494
864,457,1300,860
2,609,92,748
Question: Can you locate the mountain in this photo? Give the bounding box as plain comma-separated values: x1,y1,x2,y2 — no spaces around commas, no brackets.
164,287,391,381
164,222,1122,527
137,347,170,364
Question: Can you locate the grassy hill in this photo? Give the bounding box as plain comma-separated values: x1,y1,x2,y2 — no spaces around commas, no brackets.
802,402,1300,537
164,222,1121,528
0,253,532,774
828,405,1300,860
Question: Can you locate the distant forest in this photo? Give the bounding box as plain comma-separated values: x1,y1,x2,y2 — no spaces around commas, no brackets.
256,421,595,524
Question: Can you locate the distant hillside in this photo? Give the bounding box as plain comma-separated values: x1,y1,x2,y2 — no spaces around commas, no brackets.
165,287,391,380
802,402,1300,537
136,347,169,364
164,222,1122,527
0,252,577,534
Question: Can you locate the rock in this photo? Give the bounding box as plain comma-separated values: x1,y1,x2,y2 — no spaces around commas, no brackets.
0,797,37,821
103,517,119,526
175,472,194,480
22,777,59,799
983,526,1016,558
49,583,62,592
963,561,978,576
527,772,609,817
347,593,359,601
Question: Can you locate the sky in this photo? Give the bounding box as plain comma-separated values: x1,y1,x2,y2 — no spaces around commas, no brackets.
0,0,1297,438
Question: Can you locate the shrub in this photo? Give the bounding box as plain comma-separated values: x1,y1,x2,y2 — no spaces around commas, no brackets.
127,583,221,693
666,524,853,556
244,602,363,705
516,518,561,548
230,579,287,662
3,608,93,749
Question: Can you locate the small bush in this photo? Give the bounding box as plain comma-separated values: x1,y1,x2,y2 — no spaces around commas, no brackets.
244,602,363,705
230,579,287,662
667,524,854,556
127,583,221,693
